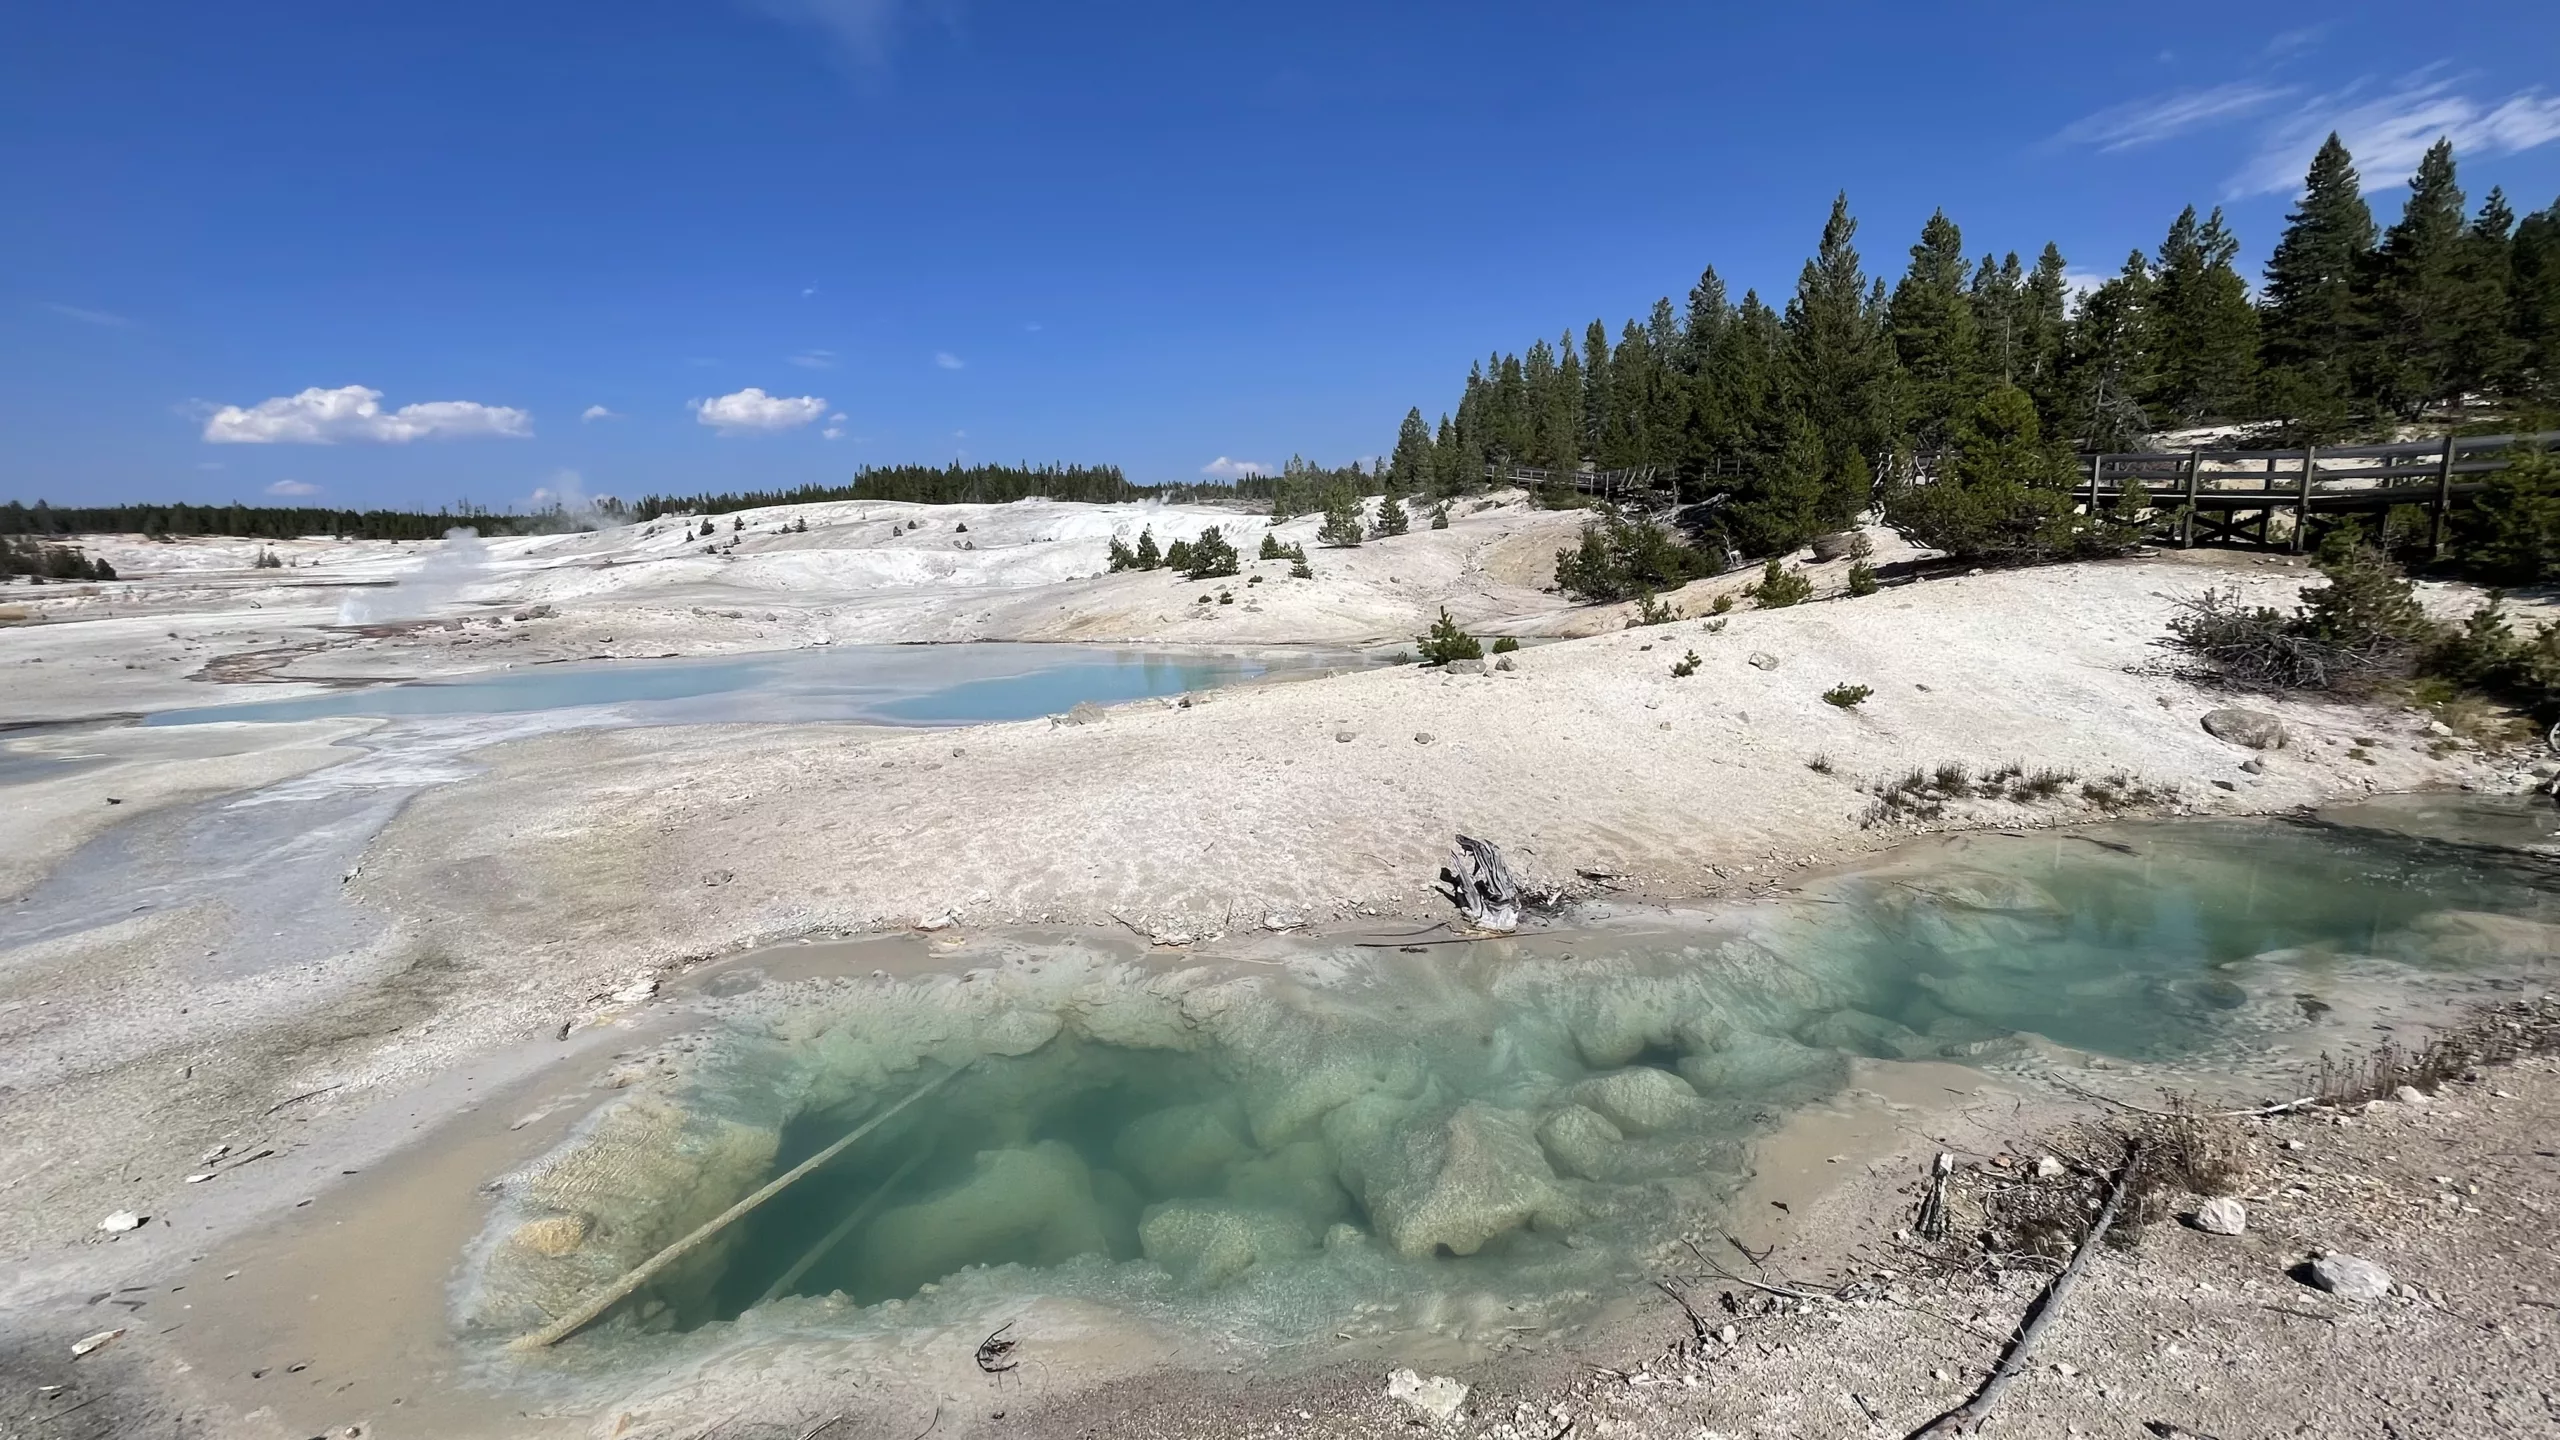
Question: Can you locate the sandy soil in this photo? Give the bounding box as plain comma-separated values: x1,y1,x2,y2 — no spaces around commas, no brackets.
1,499,2553,1440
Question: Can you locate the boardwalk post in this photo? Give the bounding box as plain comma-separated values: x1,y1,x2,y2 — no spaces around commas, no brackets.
2291,444,2317,553
2085,453,2102,515
2181,447,2201,547
2430,431,2457,558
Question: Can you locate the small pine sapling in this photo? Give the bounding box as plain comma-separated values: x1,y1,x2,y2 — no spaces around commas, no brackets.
1669,650,1702,678
1822,683,1873,708
1749,558,1812,608
1417,607,1483,664
1490,636,1520,653
1845,562,1880,596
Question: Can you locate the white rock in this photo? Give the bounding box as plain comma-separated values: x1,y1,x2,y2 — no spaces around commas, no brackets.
70,1328,124,1357
96,1211,144,1234
914,909,960,931
2034,1155,2066,1179
2392,1084,2430,1105
2308,1251,2393,1302
2193,1197,2247,1235
1385,1368,1469,1423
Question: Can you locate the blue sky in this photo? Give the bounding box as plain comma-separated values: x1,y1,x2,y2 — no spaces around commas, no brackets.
6,1,2559,511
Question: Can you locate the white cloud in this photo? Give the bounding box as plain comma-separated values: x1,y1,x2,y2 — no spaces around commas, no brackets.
1201,456,1271,478
830,411,847,421
744,0,907,70
41,301,135,328
2052,81,2296,153
2228,73,2560,196
801,285,819,297
789,349,837,369
264,479,320,497
580,404,620,423
202,385,532,445
933,351,965,370
2263,24,2330,59
823,426,846,440
692,386,829,435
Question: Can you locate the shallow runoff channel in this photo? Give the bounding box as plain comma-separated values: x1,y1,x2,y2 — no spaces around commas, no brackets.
171,794,2560,1439
0,643,1359,971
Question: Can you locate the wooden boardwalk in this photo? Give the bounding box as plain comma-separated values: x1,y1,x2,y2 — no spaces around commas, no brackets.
2083,431,2560,553
1488,431,2560,554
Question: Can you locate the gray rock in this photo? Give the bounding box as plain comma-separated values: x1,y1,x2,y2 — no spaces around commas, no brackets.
2393,1084,2431,1106
1573,1066,1707,1134
1413,732,1435,745
2193,1197,2247,1235
1138,1201,1317,1289
1495,655,1516,671
2308,1251,2392,1302
1064,701,1106,726
1446,658,1487,675
1342,1102,1577,1258
2211,779,2239,792
1385,1369,1469,1424
1748,651,1781,671
2239,758,2265,774
2201,708,2289,750
1335,730,1356,743
1535,1104,1624,1180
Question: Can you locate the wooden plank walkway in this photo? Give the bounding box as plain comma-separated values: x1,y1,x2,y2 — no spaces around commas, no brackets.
1487,430,2559,554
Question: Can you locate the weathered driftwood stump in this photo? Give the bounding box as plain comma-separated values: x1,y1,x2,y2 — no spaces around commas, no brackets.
1440,833,1522,934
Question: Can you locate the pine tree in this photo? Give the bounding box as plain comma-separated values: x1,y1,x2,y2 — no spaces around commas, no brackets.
1969,251,2025,386
1581,320,1614,462
2515,198,2560,411
1887,209,1982,446
1373,490,1410,537
2146,206,2259,425
1780,193,1899,528
1429,414,1466,497
1317,489,1364,547
1389,407,1434,492
2259,134,2375,437
1730,411,1835,555
2449,188,2524,402
1603,320,1653,469
1134,526,1162,569
2017,244,2073,431
2065,250,2158,449
2368,140,2474,418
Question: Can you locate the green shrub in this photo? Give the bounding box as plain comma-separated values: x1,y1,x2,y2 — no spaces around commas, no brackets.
1164,537,1195,573
1845,562,1879,596
1669,650,1701,678
1490,636,1520,653
1881,385,2145,564
1373,492,1410,538
1710,592,1735,615
1747,558,1812,609
1630,590,1677,626
1430,502,1451,530
2427,595,2560,719
2166,537,2435,692
1259,531,1287,561
1135,528,1163,569
1184,526,1240,579
1822,683,1873,708
1417,607,1483,665
1554,505,1707,602
1317,489,1365,548
2453,447,2560,584
1290,557,1314,579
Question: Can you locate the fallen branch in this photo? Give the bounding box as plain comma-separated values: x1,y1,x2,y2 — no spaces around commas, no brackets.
1653,1279,1712,1342
754,1148,930,1306
510,1060,972,1350
1914,1152,1953,1241
2052,1078,2314,1120
1905,1141,2144,1438
1438,834,1523,934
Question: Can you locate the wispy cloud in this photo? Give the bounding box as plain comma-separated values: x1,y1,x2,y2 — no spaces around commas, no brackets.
742,0,919,71
2052,81,2297,153
40,301,137,329
2263,24,2331,59
265,479,320,497
580,404,621,423
789,349,837,369
693,386,828,435
933,351,965,370
2229,72,2560,196
1201,456,1270,478
203,385,532,444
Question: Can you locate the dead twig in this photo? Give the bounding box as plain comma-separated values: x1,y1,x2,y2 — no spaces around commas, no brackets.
263,1084,343,1115
1906,1141,2144,1438
2052,1078,2315,1120
975,1321,1020,1375
1653,1280,1711,1342
796,1416,845,1440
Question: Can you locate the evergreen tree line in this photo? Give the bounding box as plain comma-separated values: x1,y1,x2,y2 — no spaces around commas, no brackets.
0,499,546,542
1,534,117,581
634,462,1137,518
1384,136,2560,558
